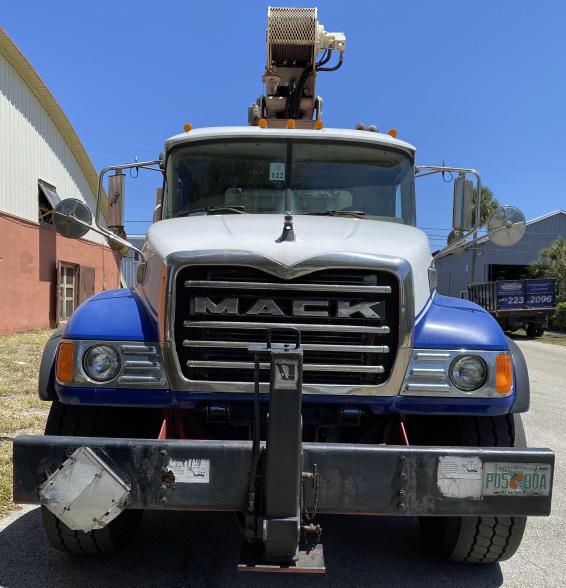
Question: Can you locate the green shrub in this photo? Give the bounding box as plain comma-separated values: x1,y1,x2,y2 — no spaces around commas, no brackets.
550,301,566,332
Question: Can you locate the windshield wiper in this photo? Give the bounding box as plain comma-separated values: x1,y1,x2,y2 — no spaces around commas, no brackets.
307,210,366,218
175,206,247,217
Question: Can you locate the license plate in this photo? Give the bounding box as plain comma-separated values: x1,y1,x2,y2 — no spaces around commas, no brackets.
483,462,551,496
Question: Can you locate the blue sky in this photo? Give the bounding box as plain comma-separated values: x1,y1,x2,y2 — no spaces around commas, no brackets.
3,1,566,247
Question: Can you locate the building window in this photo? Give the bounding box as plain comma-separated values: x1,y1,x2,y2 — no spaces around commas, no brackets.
58,262,77,323
38,180,61,225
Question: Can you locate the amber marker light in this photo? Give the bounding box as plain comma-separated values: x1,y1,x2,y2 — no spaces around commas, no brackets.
387,128,398,138
495,353,513,394
258,118,268,128
314,119,324,130
286,119,296,129
183,123,193,132
56,342,75,383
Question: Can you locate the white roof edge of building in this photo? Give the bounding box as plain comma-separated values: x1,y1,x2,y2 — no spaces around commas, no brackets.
524,209,566,225
0,27,108,219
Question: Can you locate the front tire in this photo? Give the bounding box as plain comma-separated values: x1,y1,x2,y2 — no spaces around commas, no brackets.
41,401,160,555
419,414,527,563
526,324,540,338
41,506,143,555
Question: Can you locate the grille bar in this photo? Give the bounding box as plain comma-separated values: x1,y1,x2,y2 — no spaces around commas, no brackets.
123,360,161,370
187,360,385,374
409,368,446,378
184,280,392,294
182,340,390,353
119,375,164,384
175,266,400,388
120,345,157,355
184,320,390,334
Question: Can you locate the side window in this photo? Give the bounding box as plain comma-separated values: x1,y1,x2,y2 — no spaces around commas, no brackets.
38,180,61,225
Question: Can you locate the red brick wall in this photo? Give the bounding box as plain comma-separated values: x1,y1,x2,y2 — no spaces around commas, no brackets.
0,211,120,334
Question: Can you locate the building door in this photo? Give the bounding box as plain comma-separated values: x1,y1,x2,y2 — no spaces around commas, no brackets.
78,266,95,304
57,262,78,324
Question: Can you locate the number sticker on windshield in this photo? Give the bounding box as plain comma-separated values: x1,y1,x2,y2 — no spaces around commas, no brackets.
269,162,285,181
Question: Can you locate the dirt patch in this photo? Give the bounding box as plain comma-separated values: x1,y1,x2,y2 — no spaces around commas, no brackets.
0,329,54,517
511,330,566,348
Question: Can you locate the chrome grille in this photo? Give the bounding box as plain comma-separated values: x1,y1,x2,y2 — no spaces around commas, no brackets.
174,266,399,387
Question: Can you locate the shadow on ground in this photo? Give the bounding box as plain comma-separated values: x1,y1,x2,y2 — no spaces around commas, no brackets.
0,508,503,588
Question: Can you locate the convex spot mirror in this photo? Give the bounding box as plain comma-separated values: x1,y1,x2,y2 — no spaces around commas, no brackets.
487,205,526,247
53,198,93,239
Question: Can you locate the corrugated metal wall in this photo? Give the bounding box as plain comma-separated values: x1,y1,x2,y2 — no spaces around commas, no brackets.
0,52,104,244
436,212,566,297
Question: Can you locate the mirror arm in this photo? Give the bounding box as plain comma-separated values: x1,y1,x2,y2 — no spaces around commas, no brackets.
416,165,482,263
94,160,163,232
54,211,146,262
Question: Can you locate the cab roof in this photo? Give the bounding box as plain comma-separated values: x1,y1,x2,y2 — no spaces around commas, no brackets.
164,126,416,157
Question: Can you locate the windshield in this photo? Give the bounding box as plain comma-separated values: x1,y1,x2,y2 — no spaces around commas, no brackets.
164,140,415,224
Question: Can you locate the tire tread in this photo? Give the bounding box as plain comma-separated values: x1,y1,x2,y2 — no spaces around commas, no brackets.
420,414,527,564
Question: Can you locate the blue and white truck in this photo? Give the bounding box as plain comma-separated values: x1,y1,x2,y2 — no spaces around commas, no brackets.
469,278,557,337
13,7,553,573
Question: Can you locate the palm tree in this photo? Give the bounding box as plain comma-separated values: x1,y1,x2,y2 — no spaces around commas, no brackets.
472,186,499,228
469,186,499,283
529,237,566,301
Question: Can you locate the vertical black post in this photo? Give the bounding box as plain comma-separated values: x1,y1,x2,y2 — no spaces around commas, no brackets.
262,331,303,562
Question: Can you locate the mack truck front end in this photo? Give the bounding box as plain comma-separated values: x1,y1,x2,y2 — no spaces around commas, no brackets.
13,8,553,572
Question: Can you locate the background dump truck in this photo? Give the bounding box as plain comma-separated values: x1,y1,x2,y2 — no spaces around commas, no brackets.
13,7,553,573
468,278,556,337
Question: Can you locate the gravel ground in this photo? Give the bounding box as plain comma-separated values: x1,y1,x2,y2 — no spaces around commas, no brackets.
0,340,563,588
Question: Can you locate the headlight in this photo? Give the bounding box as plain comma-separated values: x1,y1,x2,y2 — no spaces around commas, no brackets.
83,345,121,382
449,355,487,391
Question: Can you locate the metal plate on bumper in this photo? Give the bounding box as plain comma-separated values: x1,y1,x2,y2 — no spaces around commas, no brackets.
39,446,130,532
13,435,554,517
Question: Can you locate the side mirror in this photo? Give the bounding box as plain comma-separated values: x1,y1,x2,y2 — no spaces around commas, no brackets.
53,198,93,239
107,172,125,229
486,205,526,247
452,176,474,232
153,188,163,223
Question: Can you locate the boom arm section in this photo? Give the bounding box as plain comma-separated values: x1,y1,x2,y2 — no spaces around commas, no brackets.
249,7,345,127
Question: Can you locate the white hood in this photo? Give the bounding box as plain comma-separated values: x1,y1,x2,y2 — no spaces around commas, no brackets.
142,214,432,316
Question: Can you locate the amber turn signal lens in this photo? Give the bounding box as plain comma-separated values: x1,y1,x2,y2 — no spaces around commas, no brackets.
258,118,268,128
286,119,296,129
56,342,74,383
495,353,513,394
314,119,324,130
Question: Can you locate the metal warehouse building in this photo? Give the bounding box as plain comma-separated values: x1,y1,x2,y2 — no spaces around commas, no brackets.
435,210,566,298
0,28,119,334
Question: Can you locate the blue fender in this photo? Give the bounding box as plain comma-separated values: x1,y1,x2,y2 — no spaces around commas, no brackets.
63,289,158,341
413,293,529,413
41,289,158,403
414,294,508,350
